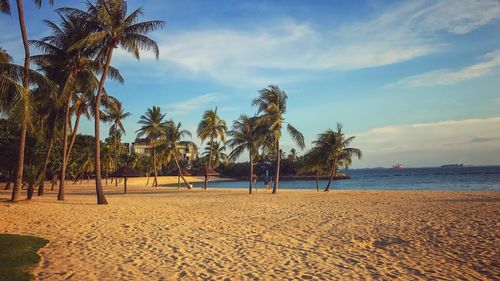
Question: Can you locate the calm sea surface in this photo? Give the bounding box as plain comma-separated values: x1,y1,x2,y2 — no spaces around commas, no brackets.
183,166,500,191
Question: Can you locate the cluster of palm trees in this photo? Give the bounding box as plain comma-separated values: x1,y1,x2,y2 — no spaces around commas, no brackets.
0,0,164,204
1,0,363,204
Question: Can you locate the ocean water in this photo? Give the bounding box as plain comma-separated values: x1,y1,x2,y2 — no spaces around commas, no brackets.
187,166,500,191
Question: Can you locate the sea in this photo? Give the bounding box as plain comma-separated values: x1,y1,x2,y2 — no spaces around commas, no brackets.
187,166,500,191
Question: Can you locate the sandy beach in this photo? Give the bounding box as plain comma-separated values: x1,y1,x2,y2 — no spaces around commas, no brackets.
0,177,498,280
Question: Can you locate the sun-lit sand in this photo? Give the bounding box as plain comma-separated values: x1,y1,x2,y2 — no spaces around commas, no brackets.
0,177,498,280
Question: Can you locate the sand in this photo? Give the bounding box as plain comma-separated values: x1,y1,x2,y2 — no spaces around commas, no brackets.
0,177,498,280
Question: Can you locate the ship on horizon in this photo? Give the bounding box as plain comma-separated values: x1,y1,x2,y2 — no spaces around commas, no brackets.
440,163,464,168
392,163,404,170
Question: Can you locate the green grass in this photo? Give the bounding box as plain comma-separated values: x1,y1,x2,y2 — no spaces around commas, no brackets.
0,234,48,281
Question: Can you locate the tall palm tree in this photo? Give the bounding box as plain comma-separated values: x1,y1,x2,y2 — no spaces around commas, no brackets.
252,85,305,193
0,46,54,202
136,106,168,187
103,98,131,173
31,14,124,201
227,115,266,194
311,123,362,192
1,0,54,202
161,120,197,189
59,0,164,204
33,84,63,196
197,107,227,190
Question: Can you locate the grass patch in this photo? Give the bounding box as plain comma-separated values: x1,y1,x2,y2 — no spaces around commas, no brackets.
0,234,48,281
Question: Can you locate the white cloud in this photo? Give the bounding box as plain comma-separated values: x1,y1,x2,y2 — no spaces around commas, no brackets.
387,49,500,88
113,0,500,86
161,93,218,116
352,116,500,168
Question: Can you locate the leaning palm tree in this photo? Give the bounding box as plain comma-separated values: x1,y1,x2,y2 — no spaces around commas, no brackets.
33,84,63,196
59,0,164,204
311,123,362,192
136,106,168,187
252,85,305,193
227,115,266,194
31,14,124,201
1,0,54,202
197,107,227,190
161,120,197,189
103,98,131,172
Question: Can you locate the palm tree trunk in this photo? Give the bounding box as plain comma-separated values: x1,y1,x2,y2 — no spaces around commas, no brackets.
38,134,54,196
114,139,118,187
272,141,280,194
27,183,34,200
146,172,150,187
124,177,127,194
5,180,11,190
65,110,81,164
174,153,191,189
315,172,319,192
249,150,253,194
152,143,158,187
204,138,214,190
93,47,114,205
51,174,57,191
11,0,30,202
58,93,73,201
324,160,336,192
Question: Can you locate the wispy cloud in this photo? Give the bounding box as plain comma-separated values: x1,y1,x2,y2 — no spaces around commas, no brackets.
386,49,500,88
114,0,500,86
161,93,218,115
353,116,500,167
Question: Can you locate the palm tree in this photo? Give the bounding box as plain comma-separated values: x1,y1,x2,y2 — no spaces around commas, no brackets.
162,120,197,189
1,0,54,202
202,141,228,169
65,91,93,165
59,0,164,204
31,14,124,201
227,115,266,194
135,154,152,186
34,85,63,196
311,123,362,192
0,47,54,202
197,107,227,190
252,85,305,193
103,98,131,173
136,106,168,187
298,150,328,192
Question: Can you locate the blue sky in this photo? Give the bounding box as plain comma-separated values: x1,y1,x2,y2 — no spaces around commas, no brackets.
1,0,500,168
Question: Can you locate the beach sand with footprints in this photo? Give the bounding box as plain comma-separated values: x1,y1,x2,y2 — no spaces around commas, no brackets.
0,177,498,280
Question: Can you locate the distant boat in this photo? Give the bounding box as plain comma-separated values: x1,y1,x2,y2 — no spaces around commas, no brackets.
392,163,404,170
440,163,464,168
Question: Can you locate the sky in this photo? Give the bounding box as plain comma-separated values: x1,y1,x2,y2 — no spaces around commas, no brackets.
1,0,500,168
